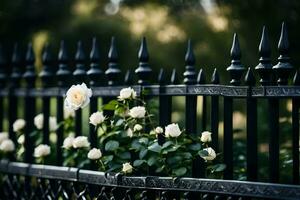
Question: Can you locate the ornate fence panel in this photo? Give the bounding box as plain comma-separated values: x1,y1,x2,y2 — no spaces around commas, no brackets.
0,22,299,199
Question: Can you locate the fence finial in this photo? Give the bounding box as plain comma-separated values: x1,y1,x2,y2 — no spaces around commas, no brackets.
124,69,134,85
197,68,205,84
184,39,196,84
211,68,220,84
40,43,54,87
293,70,300,86
170,68,179,84
245,67,256,86
135,37,152,85
73,40,86,83
87,37,103,86
227,33,244,85
273,22,293,85
23,43,36,86
255,26,273,85
57,40,71,86
0,44,6,86
158,68,166,84
105,36,121,85
10,43,22,87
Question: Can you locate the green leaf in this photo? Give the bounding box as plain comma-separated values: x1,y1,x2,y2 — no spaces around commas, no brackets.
181,152,193,159
155,166,165,173
188,143,201,151
211,164,226,172
139,137,149,145
173,167,187,176
148,142,162,153
162,141,174,149
118,151,131,160
166,156,182,166
105,140,119,151
133,159,146,167
103,100,119,110
198,150,209,157
139,149,148,159
131,139,143,151
147,156,157,166
102,155,114,164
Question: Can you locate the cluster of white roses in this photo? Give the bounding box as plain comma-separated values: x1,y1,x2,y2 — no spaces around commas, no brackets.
0,132,15,153
63,135,90,149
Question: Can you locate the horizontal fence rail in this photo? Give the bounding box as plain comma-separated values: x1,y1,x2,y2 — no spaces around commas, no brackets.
0,21,299,199
1,161,300,200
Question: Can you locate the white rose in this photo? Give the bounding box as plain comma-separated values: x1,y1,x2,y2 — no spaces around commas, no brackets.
122,162,133,173
89,111,105,126
64,106,75,119
118,87,136,100
129,106,146,119
0,139,15,152
165,123,181,138
201,147,216,161
34,114,44,130
49,117,58,132
0,132,9,144
155,126,163,134
34,114,58,132
17,135,25,145
201,131,212,143
64,83,92,110
126,128,133,138
34,144,51,158
87,148,102,160
13,119,26,132
72,136,90,148
62,135,75,149
133,124,143,132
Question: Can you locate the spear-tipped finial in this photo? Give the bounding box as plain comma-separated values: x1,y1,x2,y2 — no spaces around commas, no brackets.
197,68,205,84
23,43,36,86
73,40,86,83
293,70,300,86
135,37,152,85
245,67,256,86
10,43,22,87
0,44,6,86
105,36,121,85
158,68,166,85
57,40,71,86
211,68,220,84
183,39,196,84
124,70,134,85
255,26,273,85
272,22,293,85
170,68,179,84
87,37,103,86
227,33,244,85
40,43,54,87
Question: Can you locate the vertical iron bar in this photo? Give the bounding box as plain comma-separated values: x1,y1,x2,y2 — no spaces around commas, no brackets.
87,37,103,149
292,70,300,184
40,44,53,145
183,40,204,179
245,68,257,181
268,98,279,183
56,40,71,165
223,97,233,179
158,68,171,145
73,41,87,137
211,68,220,151
23,43,36,163
292,98,299,184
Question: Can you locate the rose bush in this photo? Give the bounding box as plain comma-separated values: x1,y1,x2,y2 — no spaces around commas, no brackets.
58,83,225,177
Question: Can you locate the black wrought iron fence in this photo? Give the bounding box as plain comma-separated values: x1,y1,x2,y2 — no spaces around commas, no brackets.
0,22,299,199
